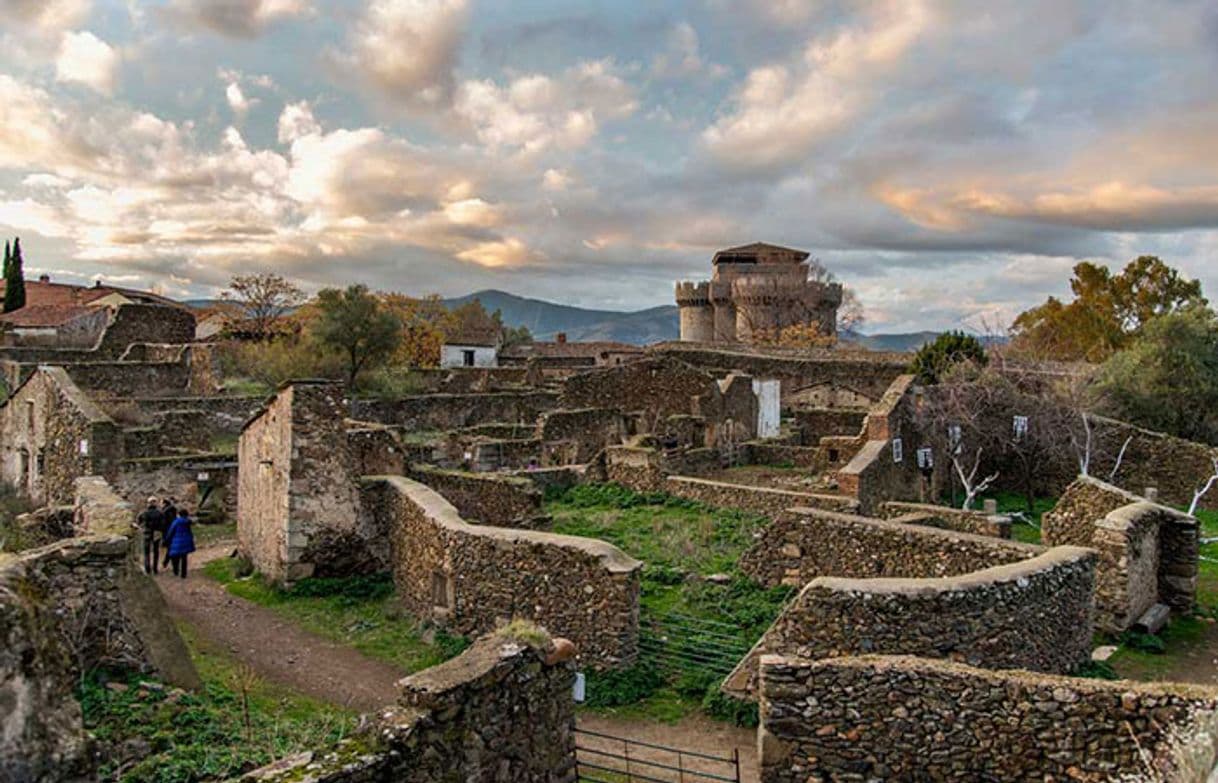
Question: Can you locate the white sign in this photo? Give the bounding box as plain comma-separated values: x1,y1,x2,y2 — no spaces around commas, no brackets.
196,472,210,482
947,424,962,448
892,437,904,463
573,672,586,703
78,439,89,456
1013,415,1029,439
916,447,934,470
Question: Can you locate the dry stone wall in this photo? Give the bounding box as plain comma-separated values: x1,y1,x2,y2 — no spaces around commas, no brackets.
362,475,641,669
759,655,1218,783
834,375,923,513
538,408,626,463
408,463,547,528
740,507,1041,589
350,391,559,431
878,500,1011,538
1044,476,1198,630
724,547,1095,698
236,629,578,783
664,475,857,517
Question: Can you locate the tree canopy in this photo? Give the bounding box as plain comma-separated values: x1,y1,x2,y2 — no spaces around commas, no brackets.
222,273,305,340
1010,257,1206,362
909,331,988,384
312,285,402,385
1095,305,1218,444
4,237,26,314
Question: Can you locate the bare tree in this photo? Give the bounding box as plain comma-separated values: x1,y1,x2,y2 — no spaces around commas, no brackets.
1187,456,1218,516
222,272,305,340
917,361,1003,509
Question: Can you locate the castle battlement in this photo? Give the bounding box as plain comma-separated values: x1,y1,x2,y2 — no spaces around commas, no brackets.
674,280,711,306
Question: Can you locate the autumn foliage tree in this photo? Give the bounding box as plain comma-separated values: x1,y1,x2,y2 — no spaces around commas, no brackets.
222,272,305,340
1010,256,1206,362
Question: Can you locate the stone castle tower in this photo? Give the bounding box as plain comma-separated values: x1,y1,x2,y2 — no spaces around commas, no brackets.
675,242,842,343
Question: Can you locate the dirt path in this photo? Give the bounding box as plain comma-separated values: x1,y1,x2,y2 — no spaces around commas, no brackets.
156,544,404,713
160,542,760,781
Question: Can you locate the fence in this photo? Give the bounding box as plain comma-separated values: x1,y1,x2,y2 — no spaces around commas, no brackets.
638,612,753,677
575,728,741,783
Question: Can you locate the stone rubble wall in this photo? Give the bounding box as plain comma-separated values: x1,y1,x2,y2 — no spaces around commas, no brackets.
664,475,858,517
104,394,264,434
234,629,578,783
793,407,868,441
739,507,1042,589
121,409,214,458
834,375,924,513
362,475,641,669
724,546,1096,698
350,390,559,431
1044,476,1198,631
0,366,123,505
559,356,718,426
92,305,197,359
114,457,238,522
407,463,547,528
758,655,1218,783
1,476,199,782
604,446,668,493
538,407,626,464
878,500,1011,538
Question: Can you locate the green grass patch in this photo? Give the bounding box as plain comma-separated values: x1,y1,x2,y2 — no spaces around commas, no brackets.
220,377,271,397
203,558,467,672
79,622,359,783
976,490,1057,545
548,484,786,725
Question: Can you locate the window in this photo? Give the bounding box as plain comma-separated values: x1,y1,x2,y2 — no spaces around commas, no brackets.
462,349,476,367
25,401,34,432
35,449,44,477
431,571,452,610
828,448,840,463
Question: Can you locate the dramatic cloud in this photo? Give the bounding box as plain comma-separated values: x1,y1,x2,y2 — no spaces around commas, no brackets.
164,0,311,38
344,0,469,108
1,0,1217,329
55,30,119,93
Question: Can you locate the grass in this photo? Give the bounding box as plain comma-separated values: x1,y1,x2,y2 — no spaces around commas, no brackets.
220,377,271,397
976,490,1057,545
209,433,240,454
547,483,790,725
194,521,236,547
203,558,467,673
0,483,39,553
78,622,360,783
1108,508,1218,682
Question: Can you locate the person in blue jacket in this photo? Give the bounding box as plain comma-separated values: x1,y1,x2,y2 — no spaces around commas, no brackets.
164,508,196,579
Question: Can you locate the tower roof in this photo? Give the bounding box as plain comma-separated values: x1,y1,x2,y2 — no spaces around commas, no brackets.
711,242,810,265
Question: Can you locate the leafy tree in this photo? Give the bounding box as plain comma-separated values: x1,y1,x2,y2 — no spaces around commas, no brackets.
4,237,26,313
1094,306,1218,444
312,285,402,385
222,273,305,340
1010,257,1206,362
909,331,987,384
381,293,450,367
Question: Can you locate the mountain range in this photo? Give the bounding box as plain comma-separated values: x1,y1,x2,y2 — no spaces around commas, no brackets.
444,289,944,352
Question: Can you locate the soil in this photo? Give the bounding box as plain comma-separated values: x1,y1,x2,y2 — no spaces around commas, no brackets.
157,541,760,781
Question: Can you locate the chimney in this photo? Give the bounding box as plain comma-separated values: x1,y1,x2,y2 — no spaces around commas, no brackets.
556,332,567,343
38,274,50,284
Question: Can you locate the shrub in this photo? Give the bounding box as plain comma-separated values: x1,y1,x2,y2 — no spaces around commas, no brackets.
909,331,987,384
584,662,666,707
286,573,394,606
702,687,759,727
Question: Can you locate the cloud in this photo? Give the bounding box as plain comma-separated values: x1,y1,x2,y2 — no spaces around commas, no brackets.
0,0,90,31
225,81,256,116
702,0,931,170
456,237,536,268
163,0,311,38
55,30,119,93
453,59,637,156
344,0,469,108
651,22,725,80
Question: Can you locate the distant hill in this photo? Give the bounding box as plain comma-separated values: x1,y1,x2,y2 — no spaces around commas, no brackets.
442,289,680,344
188,288,966,350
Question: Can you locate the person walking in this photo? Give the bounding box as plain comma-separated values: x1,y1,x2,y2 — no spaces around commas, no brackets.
160,497,177,569
135,496,164,575
165,508,196,579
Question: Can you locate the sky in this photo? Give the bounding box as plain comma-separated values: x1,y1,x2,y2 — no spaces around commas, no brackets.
1,0,1217,333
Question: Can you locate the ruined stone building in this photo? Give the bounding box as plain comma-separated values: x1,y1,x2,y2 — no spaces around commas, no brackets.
675,242,842,344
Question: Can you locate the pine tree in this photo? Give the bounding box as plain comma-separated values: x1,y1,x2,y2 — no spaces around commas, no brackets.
4,238,26,313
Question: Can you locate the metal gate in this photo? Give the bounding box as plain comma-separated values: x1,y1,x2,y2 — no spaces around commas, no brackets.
575,728,741,783
639,612,754,677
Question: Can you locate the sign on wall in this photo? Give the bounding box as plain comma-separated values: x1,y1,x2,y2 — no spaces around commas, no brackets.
892,437,903,463
1013,415,1029,439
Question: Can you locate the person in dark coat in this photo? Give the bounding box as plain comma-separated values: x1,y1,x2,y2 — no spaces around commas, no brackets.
160,497,177,568
135,496,164,575
165,508,196,579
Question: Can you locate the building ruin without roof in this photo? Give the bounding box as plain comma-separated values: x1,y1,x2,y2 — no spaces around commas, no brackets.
675,242,843,344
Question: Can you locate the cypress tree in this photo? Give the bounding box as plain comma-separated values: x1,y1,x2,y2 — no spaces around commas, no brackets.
4,238,26,313
3,240,10,280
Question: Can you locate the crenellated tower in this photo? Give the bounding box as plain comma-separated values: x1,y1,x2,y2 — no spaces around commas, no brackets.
675,242,842,344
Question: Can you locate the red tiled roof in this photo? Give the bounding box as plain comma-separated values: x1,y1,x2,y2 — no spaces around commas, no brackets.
0,280,182,309
0,304,98,328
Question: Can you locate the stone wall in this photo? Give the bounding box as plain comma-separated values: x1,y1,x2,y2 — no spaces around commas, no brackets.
350,390,559,431
739,507,1041,589
236,628,578,783
560,356,717,423
114,456,237,522
835,375,924,512
793,407,867,441
538,408,626,463
650,343,908,406
362,475,641,669
878,500,1011,538
1044,476,1198,631
664,475,858,517
121,409,214,458
758,655,1218,783
408,463,547,528
604,446,667,493
1,477,198,782
93,304,197,359
239,382,383,584
724,546,1095,698
103,394,263,436
0,366,123,505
